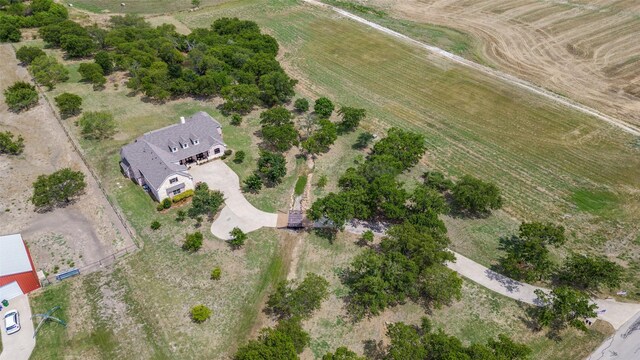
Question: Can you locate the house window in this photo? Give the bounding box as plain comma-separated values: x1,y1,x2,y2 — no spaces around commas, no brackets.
172,189,181,196
214,148,221,154
169,177,178,184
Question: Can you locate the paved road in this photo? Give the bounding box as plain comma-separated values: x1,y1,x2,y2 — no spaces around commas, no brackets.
0,295,35,360
189,161,278,240
587,312,640,360
301,0,640,136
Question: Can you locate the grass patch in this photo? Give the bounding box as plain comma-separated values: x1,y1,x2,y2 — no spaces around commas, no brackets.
571,189,620,218
324,0,386,16
30,283,71,360
294,175,307,196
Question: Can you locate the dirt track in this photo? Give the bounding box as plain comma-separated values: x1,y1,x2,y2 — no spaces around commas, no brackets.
361,0,640,128
0,44,133,275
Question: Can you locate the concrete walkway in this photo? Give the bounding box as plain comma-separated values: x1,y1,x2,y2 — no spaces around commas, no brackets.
0,295,36,360
189,161,278,240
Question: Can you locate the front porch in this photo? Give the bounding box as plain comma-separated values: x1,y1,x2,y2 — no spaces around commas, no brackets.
179,151,210,166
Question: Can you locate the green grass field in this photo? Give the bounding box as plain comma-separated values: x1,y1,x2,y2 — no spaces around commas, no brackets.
61,0,234,14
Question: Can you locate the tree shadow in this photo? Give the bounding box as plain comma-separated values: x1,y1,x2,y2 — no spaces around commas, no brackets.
362,339,385,360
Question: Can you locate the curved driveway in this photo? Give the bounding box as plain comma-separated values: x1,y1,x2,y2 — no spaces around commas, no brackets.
189,161,278,240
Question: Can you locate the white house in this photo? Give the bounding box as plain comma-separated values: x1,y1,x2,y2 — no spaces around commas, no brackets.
120,112,226,201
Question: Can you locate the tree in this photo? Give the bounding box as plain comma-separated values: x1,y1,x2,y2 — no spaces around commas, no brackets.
0,18,21,42
532,286,597,334
257,151,287,186
314,97,334,118
267,273,329,320
243,174,263,193
54,92,82,118
275,318,309,354
557,254,623,291
234,150,246,163
322,347,365,360
183,231,204,252
190,304,211,323
221,84,261,114
78,62,106,89
338,106,366,133
353,132,374,149
294,98,309,113
409,185,448,215
234,326,298,360
94,51,114,74
229,227,247,249
307,192,354,229
15,46,45,65
316,174,327,188
29,55,69,90
0,131,25,155
260,107,298,151
301,119,337,156
497,222,565,282
211,267,221,280
78,111,116,140
31,168,86,210
451,175,503,214
259,71,296,106
371,127,426,171
4,81,38,112
60,34,96,58
188,182,225,218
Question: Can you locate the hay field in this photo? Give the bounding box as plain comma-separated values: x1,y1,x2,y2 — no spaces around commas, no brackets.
179,0,640,284
361,0,640,127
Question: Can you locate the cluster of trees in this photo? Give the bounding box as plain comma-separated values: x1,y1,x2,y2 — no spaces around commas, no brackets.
234,273,330,360
380,319,531,360
344,222,461,319
0,0,69,43
243,150,286,192
14,46,69,90
531,286,597,336
31,168,86,210
4,81,38,112
308,127,427,227
0,131,24,155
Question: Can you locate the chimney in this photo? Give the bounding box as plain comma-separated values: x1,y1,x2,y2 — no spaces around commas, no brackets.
180,116,186,124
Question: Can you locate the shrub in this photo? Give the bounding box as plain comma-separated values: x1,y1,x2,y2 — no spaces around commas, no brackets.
94,51,113,74
4,81,38,112
54,92,82,118
172,189,194,203
234,150,245,163
183,231,203,252
230,114,242,126
77,111,116,140
361,230,374,243
224,149,233,156
243,174,263,193
256,151,287,186
150,221,161,230
162,198,172,209
190,304,211,323
175,210,186,222
294,98,309,113
156,203,165,212
15,46,45,65
78,62,106,89
229,227,247,249
451,175,503,214
316,174,327,189
0,19,21,42
0,131,25,155
210,267,221,280
188,183,224,218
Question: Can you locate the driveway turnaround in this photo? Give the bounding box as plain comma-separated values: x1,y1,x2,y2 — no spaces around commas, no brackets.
0,295,36,360
189,161,278,240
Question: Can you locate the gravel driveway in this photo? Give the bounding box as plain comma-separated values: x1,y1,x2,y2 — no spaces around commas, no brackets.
189,161,278,240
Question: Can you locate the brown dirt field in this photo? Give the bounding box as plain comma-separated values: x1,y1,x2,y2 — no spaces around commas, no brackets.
363,0,640,127
0,44,134,276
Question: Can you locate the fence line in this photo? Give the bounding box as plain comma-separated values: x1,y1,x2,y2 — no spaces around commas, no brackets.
47,243,139,284
32,70,140,249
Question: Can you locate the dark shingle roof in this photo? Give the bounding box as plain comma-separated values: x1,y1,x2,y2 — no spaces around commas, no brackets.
121,112,224,189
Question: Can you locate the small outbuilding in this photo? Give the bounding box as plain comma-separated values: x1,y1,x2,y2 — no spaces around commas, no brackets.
0,234,41,301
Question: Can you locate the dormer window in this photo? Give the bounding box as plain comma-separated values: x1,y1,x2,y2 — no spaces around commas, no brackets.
181,143,189,149
193,139,199,145
171,147,178,153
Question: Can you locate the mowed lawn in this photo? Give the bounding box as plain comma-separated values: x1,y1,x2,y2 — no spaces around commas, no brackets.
180,0,640,277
